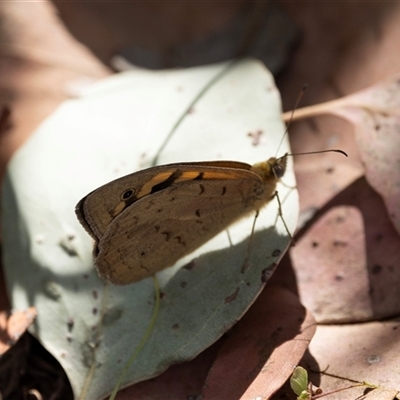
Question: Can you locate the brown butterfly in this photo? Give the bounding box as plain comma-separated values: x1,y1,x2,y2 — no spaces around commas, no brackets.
75,155,288,285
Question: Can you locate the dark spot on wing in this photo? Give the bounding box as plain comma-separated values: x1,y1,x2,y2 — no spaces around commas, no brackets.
173,236,185,246
145,199,154,210
121,188,137,207
199,184,205,194
194,172,204,180
93,245,99,257
151,170,183,193
140,263,149,272
122,189,134,200
195,209,201,217
221,186,226,196
162,231,170,241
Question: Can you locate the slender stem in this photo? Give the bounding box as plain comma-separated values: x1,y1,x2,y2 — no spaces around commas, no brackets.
109,277,161,400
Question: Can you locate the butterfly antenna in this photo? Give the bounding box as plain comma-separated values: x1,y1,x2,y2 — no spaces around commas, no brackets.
289,149,348,157
275,84,308,158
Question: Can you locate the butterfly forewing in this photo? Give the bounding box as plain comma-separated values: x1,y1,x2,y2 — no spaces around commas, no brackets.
76,161,253,241
95,172,270,284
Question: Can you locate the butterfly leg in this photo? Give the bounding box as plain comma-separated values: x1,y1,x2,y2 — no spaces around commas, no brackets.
241,191,294,275
240,210,260,273
274,191,295,246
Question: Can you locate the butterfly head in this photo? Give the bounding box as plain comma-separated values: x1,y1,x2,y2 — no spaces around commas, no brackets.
271,154,288,179
250,153,288,183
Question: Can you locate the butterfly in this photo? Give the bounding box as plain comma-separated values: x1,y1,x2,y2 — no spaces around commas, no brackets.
75,155,288,285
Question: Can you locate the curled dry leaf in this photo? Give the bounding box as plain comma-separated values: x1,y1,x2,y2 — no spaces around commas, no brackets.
285,75,400,237
281,75,400,324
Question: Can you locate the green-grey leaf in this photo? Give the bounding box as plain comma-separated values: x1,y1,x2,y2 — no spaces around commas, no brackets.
2,59,299,399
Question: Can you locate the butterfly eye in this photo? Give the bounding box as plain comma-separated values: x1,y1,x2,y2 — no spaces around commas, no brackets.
272,164,285,179
121,189,135,201
272,156,287,179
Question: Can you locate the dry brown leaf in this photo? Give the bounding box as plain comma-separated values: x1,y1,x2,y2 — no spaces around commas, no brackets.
0,0,111,180
304,320,400,400
278,75,400,326
285,75,400,238
292,177,400,323
274,4,400,399
0,307,36,355
364,387,400,400
114,343,218,400
201,287,316,399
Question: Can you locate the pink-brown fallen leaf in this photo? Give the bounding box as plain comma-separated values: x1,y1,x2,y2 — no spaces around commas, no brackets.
303,319,400,400
284,74,400,238
364,387,400,400
115,342,219,400
0,307,36,354
0,0,111,180
202,286,316,400
280,75,400,325
292,176,400,323
272,4,400,399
